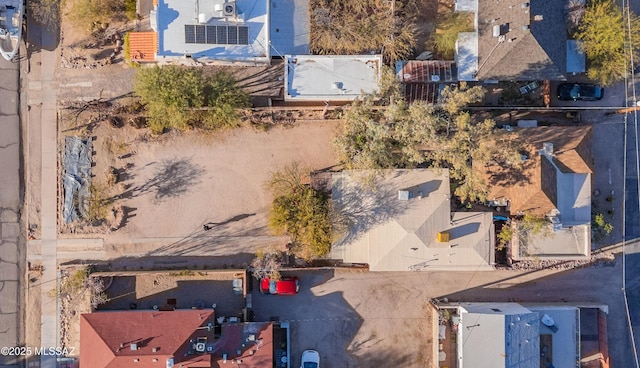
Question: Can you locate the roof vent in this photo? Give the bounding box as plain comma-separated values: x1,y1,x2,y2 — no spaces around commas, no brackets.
195,343,206,352
492,24,501,37
522,25,530,31
223,2,236,17
522,2,529,8
152,347,159,353
331,82,343,90
131,343,138,351
134,358,140,362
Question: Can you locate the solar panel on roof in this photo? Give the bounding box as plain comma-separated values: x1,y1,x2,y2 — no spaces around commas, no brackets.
195,25,206,43
238,26,249,45
184,25,250,45
206,26,216,44
184,25,195,44
216,26,228,44
228,26,238,44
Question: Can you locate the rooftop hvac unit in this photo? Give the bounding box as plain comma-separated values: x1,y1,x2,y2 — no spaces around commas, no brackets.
223,2,236,17
398,190,410,201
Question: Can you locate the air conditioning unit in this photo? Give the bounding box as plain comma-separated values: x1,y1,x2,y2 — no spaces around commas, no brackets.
223,2,236,17
195,343,206,352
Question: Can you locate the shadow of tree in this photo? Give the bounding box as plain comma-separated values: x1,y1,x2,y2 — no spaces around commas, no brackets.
111,158,205,202
333,171,445,247
146,214,273,257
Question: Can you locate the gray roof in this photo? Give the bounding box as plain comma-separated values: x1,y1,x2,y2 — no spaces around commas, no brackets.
459,303,539,368
474,0,567,81
284,55,382,101
269,0,310,55
155,0,270,63
330,170,495,271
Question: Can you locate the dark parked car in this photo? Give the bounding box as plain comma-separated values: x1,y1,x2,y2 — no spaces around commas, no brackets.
557,83,604,101
259,276,300,295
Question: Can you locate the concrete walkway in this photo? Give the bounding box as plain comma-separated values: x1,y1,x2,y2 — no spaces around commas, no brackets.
25,21,59,368
0,57,23,367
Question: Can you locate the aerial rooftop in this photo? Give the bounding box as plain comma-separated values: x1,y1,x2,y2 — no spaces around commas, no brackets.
153,0,270,64
284,55,382,101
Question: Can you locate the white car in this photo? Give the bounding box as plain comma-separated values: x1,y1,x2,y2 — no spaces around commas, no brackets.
300,350,320,368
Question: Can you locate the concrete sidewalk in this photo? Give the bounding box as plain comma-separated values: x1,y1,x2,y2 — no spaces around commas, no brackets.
24,16,60,368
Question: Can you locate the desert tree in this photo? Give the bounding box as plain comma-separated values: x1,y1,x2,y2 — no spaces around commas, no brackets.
267,163,333,260
251,247,283,280
134,66,248,134
427,12,474,59
576,0,640,86
334,83,521,203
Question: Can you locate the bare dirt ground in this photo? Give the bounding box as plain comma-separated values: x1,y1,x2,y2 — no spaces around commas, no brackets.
58,108,340,263
24,263,42,356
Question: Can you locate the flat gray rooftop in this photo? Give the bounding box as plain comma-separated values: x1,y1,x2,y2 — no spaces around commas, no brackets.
285,55,382,101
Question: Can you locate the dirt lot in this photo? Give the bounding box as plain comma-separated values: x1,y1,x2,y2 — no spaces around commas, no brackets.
57,117,340,265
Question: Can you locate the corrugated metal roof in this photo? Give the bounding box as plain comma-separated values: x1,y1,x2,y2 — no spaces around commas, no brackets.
128,31,158,62
396,60,456,83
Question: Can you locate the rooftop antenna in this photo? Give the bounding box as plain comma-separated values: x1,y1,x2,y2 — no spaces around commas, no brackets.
474,35,506,79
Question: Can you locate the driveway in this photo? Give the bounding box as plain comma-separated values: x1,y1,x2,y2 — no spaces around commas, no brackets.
249,262,634,367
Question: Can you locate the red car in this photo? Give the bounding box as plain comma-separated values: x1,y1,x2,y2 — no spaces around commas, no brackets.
260,276,300,295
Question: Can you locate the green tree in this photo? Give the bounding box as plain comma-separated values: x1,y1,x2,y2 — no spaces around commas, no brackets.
333,83,519,202
267,163,333,260
134,66,248,134
427,12,474,59
66,0,124,32
576,0,640,86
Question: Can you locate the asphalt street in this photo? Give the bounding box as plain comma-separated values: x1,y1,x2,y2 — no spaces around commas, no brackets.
0,55,23,367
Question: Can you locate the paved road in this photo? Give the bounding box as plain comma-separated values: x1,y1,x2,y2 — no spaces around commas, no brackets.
0,57,24,367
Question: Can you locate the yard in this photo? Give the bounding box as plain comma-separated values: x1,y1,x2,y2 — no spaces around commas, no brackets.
57,103,341,266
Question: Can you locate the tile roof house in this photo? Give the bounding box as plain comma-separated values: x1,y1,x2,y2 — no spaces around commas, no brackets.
480,125,593,260
330,169,495,271
438,302,608,368
80,310,277,368
454,0,585,81
127,0,310,65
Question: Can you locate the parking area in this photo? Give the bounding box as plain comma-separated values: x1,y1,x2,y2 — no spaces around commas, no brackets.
250,270,434,368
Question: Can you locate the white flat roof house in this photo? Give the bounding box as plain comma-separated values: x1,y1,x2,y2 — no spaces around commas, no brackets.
284,55,382,101
151,0,270,64
130,0,312,64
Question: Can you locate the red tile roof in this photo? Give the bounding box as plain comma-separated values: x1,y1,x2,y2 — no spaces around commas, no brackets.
80,310,216,368
128,32,157,62
81,310,275,368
